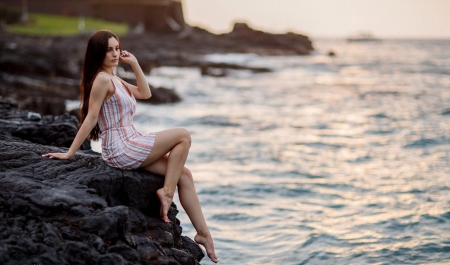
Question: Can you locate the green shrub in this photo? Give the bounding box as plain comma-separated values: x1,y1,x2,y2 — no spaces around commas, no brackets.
6,13,129,36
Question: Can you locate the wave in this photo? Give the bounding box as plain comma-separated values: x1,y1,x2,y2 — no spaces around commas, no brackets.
186,115,240,127
404,137,445,148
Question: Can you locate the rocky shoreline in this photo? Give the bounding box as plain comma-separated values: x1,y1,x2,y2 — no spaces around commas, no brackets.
0,23,314,264
0,23,313,115
0,99,204,265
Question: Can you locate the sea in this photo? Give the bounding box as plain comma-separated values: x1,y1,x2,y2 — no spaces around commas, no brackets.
90,38,450,265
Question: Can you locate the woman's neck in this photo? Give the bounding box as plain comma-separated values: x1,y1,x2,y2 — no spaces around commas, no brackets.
101,66,115,76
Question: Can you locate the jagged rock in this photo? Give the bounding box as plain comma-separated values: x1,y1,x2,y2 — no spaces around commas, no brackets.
0,98,90,150
0,72,79,115
225,22,313,55
145,86,181,104
0,134,204,264
0,34,83,79
118,76,182,105
199,62,271,76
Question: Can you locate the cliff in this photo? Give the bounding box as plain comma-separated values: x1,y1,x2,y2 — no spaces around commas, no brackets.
0,100,204,265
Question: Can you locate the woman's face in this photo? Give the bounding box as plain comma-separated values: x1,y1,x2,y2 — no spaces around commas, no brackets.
102,37,120,68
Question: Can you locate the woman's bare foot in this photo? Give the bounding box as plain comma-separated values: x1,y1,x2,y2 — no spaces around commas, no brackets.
195,233,218,263
156,188,172,223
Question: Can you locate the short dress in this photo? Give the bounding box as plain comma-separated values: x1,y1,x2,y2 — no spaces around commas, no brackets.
97,74,156,169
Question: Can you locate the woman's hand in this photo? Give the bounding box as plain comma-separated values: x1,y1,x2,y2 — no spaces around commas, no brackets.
119,50,138,65
42,152,73,160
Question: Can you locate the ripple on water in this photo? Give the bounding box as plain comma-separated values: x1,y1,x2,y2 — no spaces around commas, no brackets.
440,211,450,220
374,243,450,264
419,213,448,225
404,137,444,148
211,212,259,222
186,115,240,127
285,170,326,179
364,128,396,135
369,112,389,118
295,141,345,149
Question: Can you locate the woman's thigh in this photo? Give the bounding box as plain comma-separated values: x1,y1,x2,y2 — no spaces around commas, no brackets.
142,155,169,176
139,128,190,168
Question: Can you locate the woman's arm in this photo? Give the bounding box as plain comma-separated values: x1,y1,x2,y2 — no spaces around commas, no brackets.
119,50,151,100
42,74,112,159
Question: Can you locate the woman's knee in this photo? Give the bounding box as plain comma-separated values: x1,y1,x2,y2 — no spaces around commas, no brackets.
178,128,191,147
179,167,194,186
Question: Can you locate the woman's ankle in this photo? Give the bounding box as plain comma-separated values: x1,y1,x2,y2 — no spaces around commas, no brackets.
195,230,211,238
159,187,175,198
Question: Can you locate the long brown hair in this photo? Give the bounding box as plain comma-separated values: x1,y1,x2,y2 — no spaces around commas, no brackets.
80,30,122,140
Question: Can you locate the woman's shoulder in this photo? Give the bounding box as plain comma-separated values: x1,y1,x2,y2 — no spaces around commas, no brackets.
95,71,112,82
93,72,113,86
92,72,114,94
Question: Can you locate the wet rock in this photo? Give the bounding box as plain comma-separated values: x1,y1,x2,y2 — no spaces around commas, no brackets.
145,86,182,104
200,61,271,74
0,133,204,264
0,98,90,150
118,75,181,105
200,65,227,77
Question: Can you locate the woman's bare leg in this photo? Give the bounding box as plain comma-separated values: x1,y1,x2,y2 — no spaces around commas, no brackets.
142,156,218,263
139,128,191,223
178,168,217,263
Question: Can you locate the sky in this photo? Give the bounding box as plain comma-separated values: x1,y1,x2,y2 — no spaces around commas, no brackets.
183,0,450,38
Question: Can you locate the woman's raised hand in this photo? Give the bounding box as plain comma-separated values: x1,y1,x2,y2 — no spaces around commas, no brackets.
119,50,138,65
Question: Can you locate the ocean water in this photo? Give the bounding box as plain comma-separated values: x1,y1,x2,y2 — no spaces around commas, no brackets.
92,39,450,264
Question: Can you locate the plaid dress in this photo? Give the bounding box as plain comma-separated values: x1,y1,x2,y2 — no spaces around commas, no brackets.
98,74,156,169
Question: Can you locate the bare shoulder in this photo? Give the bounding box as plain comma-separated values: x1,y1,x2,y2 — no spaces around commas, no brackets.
92,72,113,94
93,72,112,86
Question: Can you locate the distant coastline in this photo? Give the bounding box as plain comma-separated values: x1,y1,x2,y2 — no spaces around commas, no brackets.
0,21,313,116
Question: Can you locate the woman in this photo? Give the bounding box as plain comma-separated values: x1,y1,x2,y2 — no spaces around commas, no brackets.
42,30,218,263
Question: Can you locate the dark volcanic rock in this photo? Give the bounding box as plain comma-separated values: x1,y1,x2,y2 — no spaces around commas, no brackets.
0,134,204,264
223,22,313,55
0,98,90,150
120,77,182,105
0,35,184,113
0,72,79,115
145,86,181,105
0,34,85,79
